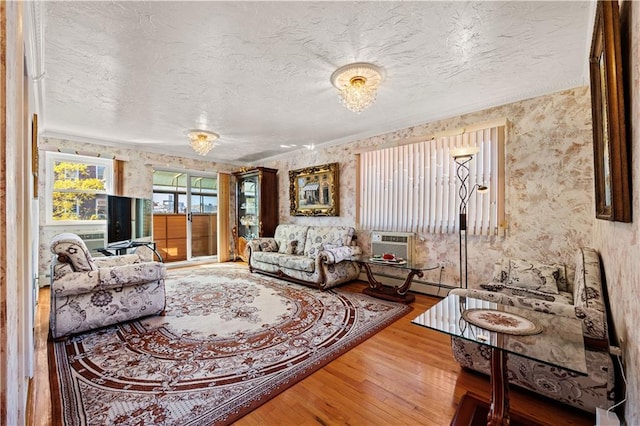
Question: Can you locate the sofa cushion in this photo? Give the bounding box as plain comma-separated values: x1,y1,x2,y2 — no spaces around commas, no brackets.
303,226,355,258
277,255,315,273
507,259,560,294
274,225,308,255
251,251,315,273
251,251,282,266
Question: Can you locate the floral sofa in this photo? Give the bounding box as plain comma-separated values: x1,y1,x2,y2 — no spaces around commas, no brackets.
449,247,615,413
50,233,167,339
247,224,362,289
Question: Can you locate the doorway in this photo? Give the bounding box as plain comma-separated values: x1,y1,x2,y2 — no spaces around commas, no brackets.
152,170,218,262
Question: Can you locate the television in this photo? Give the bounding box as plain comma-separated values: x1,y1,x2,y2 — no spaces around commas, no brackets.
107,195,153,247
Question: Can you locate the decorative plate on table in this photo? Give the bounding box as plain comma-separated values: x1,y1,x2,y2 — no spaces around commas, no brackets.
462,309,543,335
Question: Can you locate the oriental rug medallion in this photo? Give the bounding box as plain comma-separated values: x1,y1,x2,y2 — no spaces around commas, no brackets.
49,264,410,425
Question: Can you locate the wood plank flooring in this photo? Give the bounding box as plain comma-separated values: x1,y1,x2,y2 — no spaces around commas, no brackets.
30,277,594,426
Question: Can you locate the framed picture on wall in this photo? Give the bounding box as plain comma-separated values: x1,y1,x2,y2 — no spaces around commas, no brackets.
289,162,339,216
588,0,631,222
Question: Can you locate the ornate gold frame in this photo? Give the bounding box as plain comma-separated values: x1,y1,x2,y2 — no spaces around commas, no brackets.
589,0,630,222
289,162,339,216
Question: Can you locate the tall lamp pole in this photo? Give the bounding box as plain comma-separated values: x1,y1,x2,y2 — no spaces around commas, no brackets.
451,147,486,289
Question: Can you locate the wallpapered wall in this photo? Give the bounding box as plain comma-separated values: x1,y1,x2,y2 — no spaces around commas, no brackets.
266,86,595,288
592,1,639,423
37,139,238,280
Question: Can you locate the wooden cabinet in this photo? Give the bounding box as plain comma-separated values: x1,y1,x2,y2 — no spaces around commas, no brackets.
233,167,278,261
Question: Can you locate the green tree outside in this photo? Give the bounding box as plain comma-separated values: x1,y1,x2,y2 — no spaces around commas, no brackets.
52,162,107,221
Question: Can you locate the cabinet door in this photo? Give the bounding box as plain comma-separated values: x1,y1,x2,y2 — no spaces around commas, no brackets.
259,169,278,237
237,174,259,239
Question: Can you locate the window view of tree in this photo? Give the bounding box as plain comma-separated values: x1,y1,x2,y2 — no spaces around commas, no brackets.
51,160,109,221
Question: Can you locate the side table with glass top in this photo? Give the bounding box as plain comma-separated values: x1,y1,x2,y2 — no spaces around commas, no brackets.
412,294,587,426
350,256,439,303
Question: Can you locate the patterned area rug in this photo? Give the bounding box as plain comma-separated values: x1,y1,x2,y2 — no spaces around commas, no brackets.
49,264,410,425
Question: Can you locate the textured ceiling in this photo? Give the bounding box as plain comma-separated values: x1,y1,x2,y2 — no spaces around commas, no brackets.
36,1,594,164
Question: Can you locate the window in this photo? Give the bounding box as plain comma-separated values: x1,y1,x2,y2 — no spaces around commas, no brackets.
359,122,505,235
152,170,217,214
46,152,113,223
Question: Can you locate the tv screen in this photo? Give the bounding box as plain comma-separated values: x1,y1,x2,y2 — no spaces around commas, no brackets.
107,195,153,246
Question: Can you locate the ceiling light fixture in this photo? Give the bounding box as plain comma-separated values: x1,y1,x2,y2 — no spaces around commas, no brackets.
330,62,384,113
187,130,219,156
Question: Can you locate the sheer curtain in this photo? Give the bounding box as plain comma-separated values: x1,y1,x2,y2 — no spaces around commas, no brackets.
359,124,504,235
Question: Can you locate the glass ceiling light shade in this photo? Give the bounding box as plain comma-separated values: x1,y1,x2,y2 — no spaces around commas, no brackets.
330,63,384,113
188,130,219,156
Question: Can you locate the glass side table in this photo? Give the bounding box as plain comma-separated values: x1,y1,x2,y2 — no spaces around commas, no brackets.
350,256,439,303
412,294,587,426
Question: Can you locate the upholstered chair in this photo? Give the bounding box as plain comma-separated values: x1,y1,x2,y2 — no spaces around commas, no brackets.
49,233,167,339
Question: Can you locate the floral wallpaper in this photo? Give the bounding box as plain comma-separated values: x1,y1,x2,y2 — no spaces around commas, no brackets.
592,1,639,423
266,86,595,289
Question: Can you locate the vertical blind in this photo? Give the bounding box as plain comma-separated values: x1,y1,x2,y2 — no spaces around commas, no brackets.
359,124,504,235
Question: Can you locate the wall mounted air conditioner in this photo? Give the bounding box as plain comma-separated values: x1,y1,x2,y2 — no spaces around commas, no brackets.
370,231,414,263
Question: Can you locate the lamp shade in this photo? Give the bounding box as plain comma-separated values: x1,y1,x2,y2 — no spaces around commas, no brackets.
450,146,480,159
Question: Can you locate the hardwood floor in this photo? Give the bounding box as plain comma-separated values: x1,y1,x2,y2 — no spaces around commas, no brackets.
31,278,594,426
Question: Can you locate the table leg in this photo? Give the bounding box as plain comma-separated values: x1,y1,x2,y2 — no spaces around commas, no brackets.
488,348,510,426
398,269,423,295
359,262,420,304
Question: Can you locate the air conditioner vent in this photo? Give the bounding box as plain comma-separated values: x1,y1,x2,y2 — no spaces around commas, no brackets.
371,231,414,263
380,235,408,243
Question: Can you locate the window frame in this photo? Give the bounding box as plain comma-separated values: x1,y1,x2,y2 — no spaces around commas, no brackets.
152,170,218,214
45,151,114,226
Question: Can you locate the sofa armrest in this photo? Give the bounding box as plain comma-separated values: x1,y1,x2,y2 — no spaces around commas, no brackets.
449,288,608,349
52,262,166,298
93,254,144,268
319,246,362,264
98,262,166,287
573,247,607,313
51,271,101,297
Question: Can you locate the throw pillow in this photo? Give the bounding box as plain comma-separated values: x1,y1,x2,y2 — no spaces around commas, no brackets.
286,240,298,255
507,259,560,294
491,259,509,283
259,240,279,252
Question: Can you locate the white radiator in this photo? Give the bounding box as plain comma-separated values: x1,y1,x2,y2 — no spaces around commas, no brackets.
370,231,414,262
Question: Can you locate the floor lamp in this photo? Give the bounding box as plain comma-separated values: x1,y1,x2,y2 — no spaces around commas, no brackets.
451,147,487,289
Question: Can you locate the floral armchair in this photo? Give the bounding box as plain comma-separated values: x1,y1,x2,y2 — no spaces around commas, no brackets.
49,233,167,339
